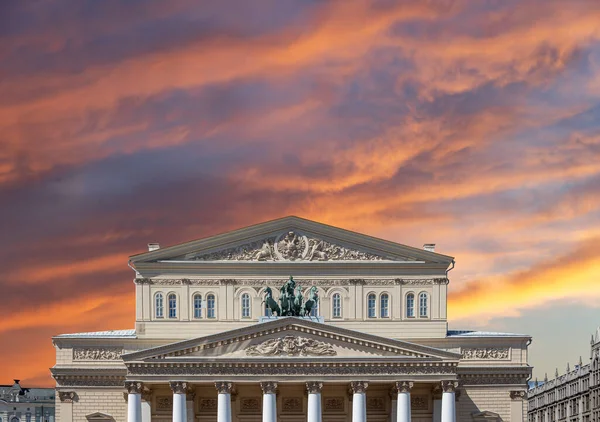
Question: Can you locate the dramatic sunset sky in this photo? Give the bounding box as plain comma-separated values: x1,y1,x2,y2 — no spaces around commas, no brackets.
2,0,600,387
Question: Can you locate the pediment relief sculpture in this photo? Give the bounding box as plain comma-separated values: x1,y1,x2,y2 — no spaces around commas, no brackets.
184,230,396,261
245,336,337,357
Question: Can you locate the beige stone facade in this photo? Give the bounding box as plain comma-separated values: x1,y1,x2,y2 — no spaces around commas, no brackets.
52,216,532,421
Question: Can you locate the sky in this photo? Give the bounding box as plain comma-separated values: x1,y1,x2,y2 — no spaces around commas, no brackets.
1,0,600,387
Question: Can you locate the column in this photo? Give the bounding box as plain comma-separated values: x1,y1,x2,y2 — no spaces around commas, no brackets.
440,381,458,422
58,392,76,422
432,385,442,422
260,382,278,422
395,381,413,422
215,382,233,422
510,391,526,422
186,389,196,422
306,381,323,422
389,387,397,422
170,381,188,422
125,381,143,422
141,388,152,422
350,381,368,422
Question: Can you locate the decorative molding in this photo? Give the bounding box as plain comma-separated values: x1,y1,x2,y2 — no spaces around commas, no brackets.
54,375,126,387
441,380,459,393
169,381,187,394
366,397,385,411
282,397,302,412
459,374,528,386
127,362,457,377
260,381,278,394
185,231,390,262
411,395,428,410
125,381,144,394
215,381,233,394
395,381,413,393
324,397,345,412
156,396,173,411
306,381,323,394
73,347,123,361
461,348,510,360
135,277,447,286
245,336,337,357
349,381,369,394
240,397,261,412
58,391,77,403
510,390,526,400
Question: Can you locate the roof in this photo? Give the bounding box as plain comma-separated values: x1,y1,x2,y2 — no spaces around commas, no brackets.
447,330,530,338
55,329,136,338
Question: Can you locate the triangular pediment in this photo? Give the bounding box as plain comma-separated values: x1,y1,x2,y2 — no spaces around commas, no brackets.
472,411,501,421
130,216,453,264
86,413,115,421
122,317,460,362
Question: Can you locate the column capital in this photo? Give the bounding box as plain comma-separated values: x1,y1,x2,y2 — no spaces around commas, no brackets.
170,381,188,394
306,381,323,394
58,391,78,403
510,390,526,400
395,381,413,393
215,381,233,394
441,380,459,393
125,381,144,395
260,381,278,394
349,381,369,394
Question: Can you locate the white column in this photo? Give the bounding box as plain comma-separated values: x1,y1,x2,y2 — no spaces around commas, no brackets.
260,382,278,422
125,382,143,422
306,381,323,422
510,391,526,422
170,381,188,422
58,392,76,422
215,382,233,422
440,381,458,422
395,381,413,422
350,381,368,422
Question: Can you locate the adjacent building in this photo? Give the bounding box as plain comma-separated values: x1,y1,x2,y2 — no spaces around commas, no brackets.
0,379,55,422
52,216,532,422
527,328,600,422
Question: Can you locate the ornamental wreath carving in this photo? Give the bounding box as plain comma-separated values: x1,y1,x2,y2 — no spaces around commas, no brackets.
135,277,447,286
461,348,510,360
73,347,123,360
245,336,337,356
187,231,389,262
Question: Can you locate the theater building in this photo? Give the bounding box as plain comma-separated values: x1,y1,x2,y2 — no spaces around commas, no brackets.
52,216,532,422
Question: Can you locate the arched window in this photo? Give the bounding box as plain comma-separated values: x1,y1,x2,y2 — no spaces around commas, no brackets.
207,294,216,318
168,293,177,318
332,293,342,318
380,293,389,318
155,292,164,318
419,292,428,317
367,293,376,318
241,293,251,318
406,293,415,318
193,294,202,319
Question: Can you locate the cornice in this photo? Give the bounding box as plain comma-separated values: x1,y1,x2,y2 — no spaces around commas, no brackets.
134,278,448,286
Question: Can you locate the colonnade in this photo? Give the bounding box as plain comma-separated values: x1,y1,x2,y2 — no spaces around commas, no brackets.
125,380,458,422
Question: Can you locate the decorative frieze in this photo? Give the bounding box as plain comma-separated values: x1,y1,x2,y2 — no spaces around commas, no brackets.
73,347,123,361
260,381,278,394
324,397,344,412
306,381,323,394
350,381,369,394
240,397,261,412
54,375,125,387
135,277,447,286
199,398,217,411
459,374,528,385
461,348,510,360
58,391,77,403
411,395,428,410
282,397,302,412
156,396,173,411
366,397,385,411
245,336,337,357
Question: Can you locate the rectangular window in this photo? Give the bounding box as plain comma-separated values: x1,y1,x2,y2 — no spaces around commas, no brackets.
406,294,414,317
241,294,251,318
332,294,341,318
367,295,376,318
207,295,216,318
194,295,202,318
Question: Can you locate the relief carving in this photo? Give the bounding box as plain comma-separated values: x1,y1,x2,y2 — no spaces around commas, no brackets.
73,347,123,360
186,231,389,261
510,390,526,400
245,336,337,356
58,391,77,403
366,397,385,411
156,396,173,411
324,397,344,412
240,397,261,412
199,398,217,411
411,395,428,410
282,397,302,412
135,277,446,286
461,348,510,360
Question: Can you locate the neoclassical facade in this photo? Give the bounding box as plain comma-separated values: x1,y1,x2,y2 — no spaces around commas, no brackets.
527,327,600,422
52,216,532,422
